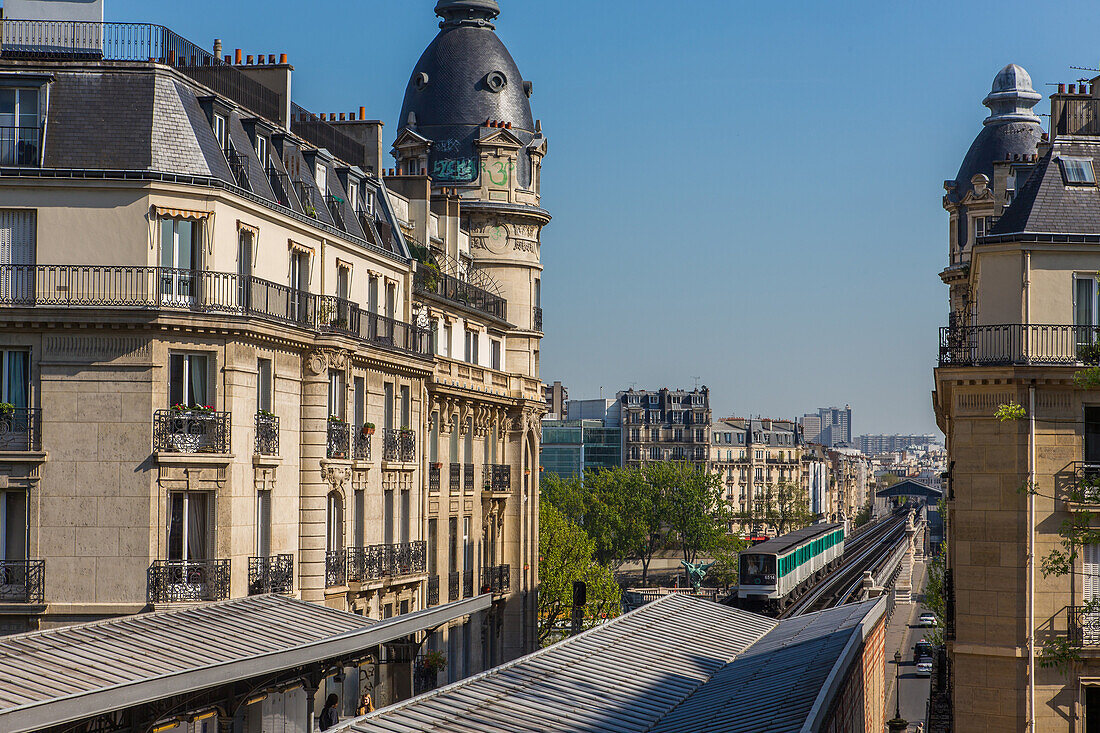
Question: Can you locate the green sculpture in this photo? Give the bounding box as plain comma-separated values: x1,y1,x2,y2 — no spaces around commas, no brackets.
680,560,715,592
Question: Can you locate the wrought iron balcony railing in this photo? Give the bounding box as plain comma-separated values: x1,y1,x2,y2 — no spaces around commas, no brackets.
0,265,431,358
1069,463,1100,503
147,559,230,603
0,559,44,603
325,195,346,231
429,463,441,492
414,268,508,321
226,149,250,190
325,550,347,587
484,464,511,492
327,420,351,460
354,430,372,461
268,167,295,208
383,428,416,462
533,305,543,332
450,462,462,493
462,571,474,599
484,564,510,595
427,574,440,606
248,554,293,595
153,409,230,454
0,407,42,451
1070,605,1100,646
0,126,40,167
346,540,427,583
464,463,475,493
255,412,279,456
938,324,1100,367
448,570,460,601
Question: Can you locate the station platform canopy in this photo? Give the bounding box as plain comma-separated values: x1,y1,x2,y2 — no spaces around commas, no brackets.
336,594,888,733
876,478,943,499
0,593,490,733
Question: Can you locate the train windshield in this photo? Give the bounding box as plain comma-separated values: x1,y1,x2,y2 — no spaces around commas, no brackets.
739,554,777,585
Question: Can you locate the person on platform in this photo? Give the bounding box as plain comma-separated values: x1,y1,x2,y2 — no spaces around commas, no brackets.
318,693,340,730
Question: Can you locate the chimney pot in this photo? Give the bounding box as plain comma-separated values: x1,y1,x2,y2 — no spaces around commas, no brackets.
235,49,243,64
506,122,512,129
246,55,254,65
269,54,276,64
213,39,222,58
224,55,232,64
1070,84,1077,94
359,107,366,120
339,113,346,121
1059,83,1066,93
280,53,288,64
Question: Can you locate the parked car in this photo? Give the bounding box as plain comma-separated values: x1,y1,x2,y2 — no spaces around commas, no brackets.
918,612,938,627
916,658,933,676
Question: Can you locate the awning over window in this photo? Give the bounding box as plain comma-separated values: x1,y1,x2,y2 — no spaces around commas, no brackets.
154,206,211,221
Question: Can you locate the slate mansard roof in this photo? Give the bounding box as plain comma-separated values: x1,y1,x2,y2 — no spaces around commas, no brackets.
337,594,885,733
988,138,1100,238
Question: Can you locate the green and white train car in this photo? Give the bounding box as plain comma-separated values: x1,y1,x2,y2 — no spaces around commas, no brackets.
737,523,845,609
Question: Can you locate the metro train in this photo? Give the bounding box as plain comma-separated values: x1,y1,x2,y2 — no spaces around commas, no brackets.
737,523,845,611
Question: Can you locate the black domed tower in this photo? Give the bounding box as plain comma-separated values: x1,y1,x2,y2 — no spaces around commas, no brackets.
395,0,549,378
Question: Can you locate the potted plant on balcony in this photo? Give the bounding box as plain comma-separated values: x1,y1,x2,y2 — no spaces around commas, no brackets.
167,404,216,452
399,425,414,437
421,649,447,676
361,422,376,438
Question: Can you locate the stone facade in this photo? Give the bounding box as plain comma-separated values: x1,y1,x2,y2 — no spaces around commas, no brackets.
619,387,711,467
0,4,544,710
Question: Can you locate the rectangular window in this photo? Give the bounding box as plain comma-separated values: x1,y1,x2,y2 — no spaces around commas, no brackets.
336,266,351,302
0,490,27,562
383,488,394,546
368,275,379,313
400,385,411,429
256,489,271,557
0,88,41,165
212,114,228,152
1087,686,1100,733
1060,157,1096,185
430,411,439,462
0,350,29,408
354,488,365,549
443,322,453,358
465,331,479,365
401,489,411,544
1078,277,1098,348
462,516,472,574
327,493,342,555
255,135,269,168
384,382,394,431
348,181,360,213
328,369,345,420
427,518,437,575
168,492,209,561
490,339,501,370
1086,407,1100,464
353,377,366,428
169,353,209,408
160,218,201,304
315,163,328,195
448,517,458,573
257,358,273,413
0,210,36,301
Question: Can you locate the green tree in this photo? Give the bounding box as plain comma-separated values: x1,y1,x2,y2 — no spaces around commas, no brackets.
537,502,621,646
704,533,748,589
656,462,735,566
767,481,815,536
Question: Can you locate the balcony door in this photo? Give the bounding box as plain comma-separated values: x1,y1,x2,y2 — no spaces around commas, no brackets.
169,354,209,409
168,492,209,563
0,490,27,599
237,230,253,311
160,218,200,307
289,250,309,322
0,210,35,303
0,88,39,166
0,349,29,451
1086,543,1100,645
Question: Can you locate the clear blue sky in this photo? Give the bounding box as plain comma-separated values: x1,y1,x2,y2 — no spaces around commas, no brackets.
102,0,1099,435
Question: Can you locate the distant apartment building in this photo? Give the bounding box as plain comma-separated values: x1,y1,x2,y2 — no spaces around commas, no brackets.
857,433,940,454
801,405,852,447
827,448,872,522
543,380,567,420
709,418,802,537
619,387,710,466
802,443,831,519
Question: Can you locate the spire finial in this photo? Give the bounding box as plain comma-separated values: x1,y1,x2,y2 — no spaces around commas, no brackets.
435,0,500,28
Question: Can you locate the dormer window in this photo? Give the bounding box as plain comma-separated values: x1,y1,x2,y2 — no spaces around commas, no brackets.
255,135,269,168
1059,157,1096,186
212,113,228,153
348,180,360,214
0,88,41,166
315,163,327,195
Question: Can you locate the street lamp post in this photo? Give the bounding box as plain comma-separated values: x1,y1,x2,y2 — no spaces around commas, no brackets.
888,649,909,732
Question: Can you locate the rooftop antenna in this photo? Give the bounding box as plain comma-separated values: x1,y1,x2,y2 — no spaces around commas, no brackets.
692,376,700,390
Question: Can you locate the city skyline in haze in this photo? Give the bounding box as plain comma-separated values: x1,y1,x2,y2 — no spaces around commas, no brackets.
99,0,1099,436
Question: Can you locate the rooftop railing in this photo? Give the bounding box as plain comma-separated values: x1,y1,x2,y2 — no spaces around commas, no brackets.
290,103,367,168
414,268,508,321
938,324,1099,367
0,264,431,358
0,21,280,122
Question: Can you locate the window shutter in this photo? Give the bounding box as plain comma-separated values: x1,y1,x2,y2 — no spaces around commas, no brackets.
1086,543,1100,602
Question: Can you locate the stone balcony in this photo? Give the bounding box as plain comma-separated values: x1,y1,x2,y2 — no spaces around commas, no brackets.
433,357,543,402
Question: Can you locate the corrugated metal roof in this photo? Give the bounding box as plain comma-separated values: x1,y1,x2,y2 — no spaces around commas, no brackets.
0,593,491,733
339,596,884,733
340,595,778,733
